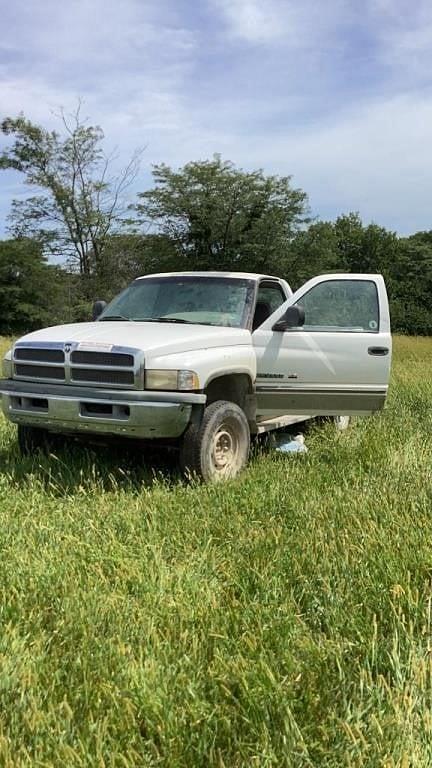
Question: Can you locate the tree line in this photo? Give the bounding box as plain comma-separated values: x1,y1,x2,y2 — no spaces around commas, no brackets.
0,109,431,335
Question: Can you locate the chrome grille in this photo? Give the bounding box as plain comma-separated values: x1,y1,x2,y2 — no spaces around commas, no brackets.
14,364,65,381
15,348,65,363
71,351,134,367
13,343,143,389
70,368,135,386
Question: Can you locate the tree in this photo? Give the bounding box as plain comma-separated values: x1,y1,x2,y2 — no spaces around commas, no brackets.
390,233,432,335
288,212,432,335
285,221,340,287
333,213,399,275
89,232,177,299
0,106,142,284
133,156,309,274
0,239,68,334
286,213,393,289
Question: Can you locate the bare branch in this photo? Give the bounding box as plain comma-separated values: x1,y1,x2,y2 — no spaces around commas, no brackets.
1,103,143,278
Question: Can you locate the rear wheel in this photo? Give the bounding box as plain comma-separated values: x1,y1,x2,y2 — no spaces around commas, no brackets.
333,415,351,431
17,425,54,456
180,400,250,482
317,415,351,431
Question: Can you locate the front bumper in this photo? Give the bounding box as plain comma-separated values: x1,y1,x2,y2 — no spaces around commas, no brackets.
0,379,206,439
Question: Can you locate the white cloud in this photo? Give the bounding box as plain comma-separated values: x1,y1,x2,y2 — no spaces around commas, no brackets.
2,0,432,238
211,0,350,46
366,0,432,80
1,0,195,69
211,0,284,43
231,91,432,234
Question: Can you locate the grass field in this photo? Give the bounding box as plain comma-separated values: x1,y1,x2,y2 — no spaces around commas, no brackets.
0,336,432,767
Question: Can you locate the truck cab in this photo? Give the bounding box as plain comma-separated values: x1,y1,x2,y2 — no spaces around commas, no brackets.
1,271,392,482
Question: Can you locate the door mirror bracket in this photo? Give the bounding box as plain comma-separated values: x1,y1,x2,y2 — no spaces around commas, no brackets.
272,304,305,332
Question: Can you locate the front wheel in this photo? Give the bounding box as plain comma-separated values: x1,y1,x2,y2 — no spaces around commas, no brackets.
179,400,250,483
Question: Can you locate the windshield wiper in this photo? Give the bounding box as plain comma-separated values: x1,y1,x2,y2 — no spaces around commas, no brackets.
133,316,194,324
99,314,132,322
154,316,193,324
124,316,225,326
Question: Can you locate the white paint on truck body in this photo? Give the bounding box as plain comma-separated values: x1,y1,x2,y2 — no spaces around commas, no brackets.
0,272,392,438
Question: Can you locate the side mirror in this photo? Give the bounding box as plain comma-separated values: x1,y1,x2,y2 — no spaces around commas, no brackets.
92,300,107,321
272,304,305,332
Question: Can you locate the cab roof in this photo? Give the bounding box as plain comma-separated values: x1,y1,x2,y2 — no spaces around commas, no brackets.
135,271,282,282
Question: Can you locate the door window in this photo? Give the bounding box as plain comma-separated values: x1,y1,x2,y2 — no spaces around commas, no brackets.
253,282,286,330
297,279,379,332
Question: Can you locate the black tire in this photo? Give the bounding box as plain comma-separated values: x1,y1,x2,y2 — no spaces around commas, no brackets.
179,400,250,483
17,425,53,456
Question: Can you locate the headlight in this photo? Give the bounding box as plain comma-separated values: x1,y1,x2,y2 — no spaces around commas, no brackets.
145,369,200,391
2,349,12,378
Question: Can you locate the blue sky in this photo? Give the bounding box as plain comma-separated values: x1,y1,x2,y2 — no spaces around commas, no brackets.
1,0,432,238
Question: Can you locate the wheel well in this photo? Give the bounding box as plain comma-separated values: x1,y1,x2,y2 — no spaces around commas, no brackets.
204,374,255,422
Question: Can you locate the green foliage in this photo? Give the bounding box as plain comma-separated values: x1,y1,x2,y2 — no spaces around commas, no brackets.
287,214,432,334
0,109,141,280
0,337,432,765
0,240,68,334
388,236,432,335
88,233,177,300
286,221,341,285
287,213,400,285
1,114,432,334
133,156,310,273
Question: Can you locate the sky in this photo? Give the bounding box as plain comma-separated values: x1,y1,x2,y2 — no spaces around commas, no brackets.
1,0,432,237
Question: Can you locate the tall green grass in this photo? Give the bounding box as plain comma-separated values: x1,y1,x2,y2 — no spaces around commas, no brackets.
0,336,431,766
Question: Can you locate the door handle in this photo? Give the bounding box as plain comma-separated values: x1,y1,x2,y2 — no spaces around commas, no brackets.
368,346,389,356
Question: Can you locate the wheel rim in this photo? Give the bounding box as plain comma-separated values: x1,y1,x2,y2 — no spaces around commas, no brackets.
211,420,239,476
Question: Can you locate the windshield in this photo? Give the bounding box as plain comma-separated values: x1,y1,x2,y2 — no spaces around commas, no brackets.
99,276,255,328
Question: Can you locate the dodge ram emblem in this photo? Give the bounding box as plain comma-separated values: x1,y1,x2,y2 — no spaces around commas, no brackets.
64,343,72,354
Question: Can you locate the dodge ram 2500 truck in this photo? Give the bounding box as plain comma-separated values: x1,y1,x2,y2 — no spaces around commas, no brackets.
0,271,392,481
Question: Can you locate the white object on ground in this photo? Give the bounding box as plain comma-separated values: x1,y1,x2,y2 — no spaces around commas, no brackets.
275,433,308,453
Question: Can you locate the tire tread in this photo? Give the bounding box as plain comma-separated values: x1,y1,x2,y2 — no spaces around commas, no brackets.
180,400,250,482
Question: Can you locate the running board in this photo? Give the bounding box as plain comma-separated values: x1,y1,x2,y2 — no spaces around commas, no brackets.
256,414,313,434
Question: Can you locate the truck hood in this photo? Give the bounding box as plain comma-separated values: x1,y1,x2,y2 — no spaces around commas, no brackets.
17,321,251,356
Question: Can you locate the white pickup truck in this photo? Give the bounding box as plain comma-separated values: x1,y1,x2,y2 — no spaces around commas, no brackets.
0,271,391,481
